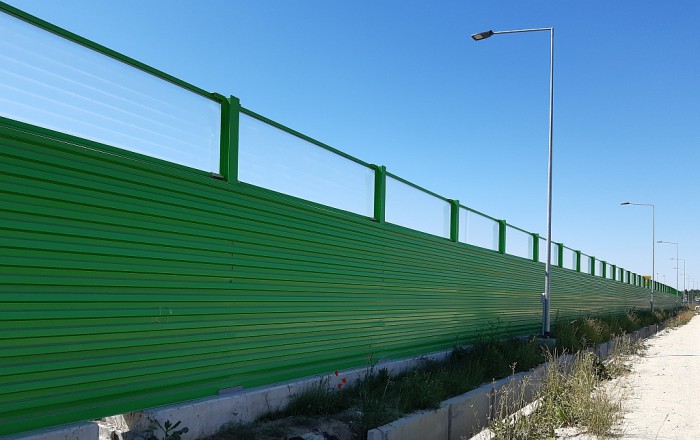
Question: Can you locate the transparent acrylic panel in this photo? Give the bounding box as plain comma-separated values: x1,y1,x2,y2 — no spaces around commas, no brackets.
238,114,374,216
385,176,450,238
459,208,498,251
539,237,547,264
580,254,592,274
618,268,624,281
550,242,560,266
606,263,613,279
596,261,604,277
562,247,576,270
0,12,221,171
505,226,533,259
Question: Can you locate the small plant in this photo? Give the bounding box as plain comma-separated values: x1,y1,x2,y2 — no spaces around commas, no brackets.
605,334,646,378
667,307,695,328
489,350,623,439
334,369,348,390
284,377,350,417
145,420,189,440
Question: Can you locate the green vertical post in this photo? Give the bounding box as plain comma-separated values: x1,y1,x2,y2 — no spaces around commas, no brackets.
217,94,240,182
532,233,540,262
612,264,617,281
602,261,606,279
449,200,460,242
373,165,386,223
557,243,563,268
591,257,596,276
575,250,581,272
498,220,507,254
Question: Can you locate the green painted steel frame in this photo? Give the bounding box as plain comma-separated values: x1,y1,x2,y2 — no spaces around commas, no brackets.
449,200,460,242
0,0,678,298
373,165,387,223
220,96,241,182
532,233,540,262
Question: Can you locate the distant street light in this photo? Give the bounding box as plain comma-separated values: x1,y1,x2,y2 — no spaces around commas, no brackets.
658,240,679,306
672,257,686,302
621,202,655,310
471,26,554,338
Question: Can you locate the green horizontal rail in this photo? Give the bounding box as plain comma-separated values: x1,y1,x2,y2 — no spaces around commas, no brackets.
0,1,221,102
239,107,372,169
385,171,451,202
459,205,500,223
505,223,532,235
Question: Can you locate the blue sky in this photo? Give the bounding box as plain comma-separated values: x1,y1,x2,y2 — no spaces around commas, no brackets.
6,0,699,291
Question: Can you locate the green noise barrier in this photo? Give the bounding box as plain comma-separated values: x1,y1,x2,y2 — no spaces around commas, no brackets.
0,119,677,436
0,2,679,435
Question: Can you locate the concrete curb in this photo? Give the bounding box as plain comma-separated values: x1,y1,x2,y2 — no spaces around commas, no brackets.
367,323,663,440
2,422,99,440
109,348,459,440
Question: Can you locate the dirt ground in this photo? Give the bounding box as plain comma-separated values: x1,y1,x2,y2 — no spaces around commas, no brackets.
207,413,359,440
558,313,700,440
611,313,700,439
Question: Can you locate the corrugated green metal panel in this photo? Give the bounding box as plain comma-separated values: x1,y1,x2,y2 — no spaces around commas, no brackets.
0,119,675,436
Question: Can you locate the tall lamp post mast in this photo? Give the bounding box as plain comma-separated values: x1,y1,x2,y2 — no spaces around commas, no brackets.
621,202,655,311
673,258,687,301
658,240,679,306
471,27,554,337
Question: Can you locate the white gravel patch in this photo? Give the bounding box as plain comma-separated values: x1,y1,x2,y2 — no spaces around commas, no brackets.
612,315,700,439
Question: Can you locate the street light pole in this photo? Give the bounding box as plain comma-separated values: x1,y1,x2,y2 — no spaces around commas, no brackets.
471,27,554,338
621,202,655,311
658,240,679,306
672,258,686,302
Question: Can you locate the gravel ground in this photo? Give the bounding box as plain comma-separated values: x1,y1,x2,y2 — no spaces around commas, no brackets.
612,314,700,439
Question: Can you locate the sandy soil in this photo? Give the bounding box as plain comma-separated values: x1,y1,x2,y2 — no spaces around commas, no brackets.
611,315,700,439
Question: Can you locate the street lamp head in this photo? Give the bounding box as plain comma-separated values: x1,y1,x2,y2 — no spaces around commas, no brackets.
471,30,494,41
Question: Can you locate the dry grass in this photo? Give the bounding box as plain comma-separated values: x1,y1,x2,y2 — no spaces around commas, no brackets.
489,350,624,439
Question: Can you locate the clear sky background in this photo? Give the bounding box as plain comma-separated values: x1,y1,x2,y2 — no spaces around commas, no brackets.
7,0,699,291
